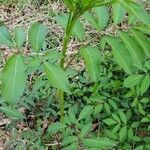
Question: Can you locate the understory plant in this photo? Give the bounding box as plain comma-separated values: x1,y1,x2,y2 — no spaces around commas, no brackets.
0,0,150,149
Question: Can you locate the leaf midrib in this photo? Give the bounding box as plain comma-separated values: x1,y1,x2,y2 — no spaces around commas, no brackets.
86,49,97,81
11,56,19,101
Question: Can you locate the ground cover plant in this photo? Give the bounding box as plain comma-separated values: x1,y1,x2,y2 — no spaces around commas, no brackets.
0,0,150,149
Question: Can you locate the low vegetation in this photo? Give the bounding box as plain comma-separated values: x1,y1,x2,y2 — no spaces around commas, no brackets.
0,0,150,149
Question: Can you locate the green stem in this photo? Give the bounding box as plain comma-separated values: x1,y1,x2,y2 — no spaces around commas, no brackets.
58,0,115,122
59,12,77,122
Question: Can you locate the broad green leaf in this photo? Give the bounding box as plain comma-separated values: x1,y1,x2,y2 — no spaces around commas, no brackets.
138,103,145,115
135,145,144,150
128,13,137,25
103,118,117,126
83,12,98,29
44,62,70,93
14,27,25,49
80,46,101,82
63,142,78,150
94,104,103,114
48,122,66,133
0,26,14,48
112,3,126,25
118,109,127,124
119,31,145,69
108,99,118,110
130,29,150,57
62,136,78,146
0,106,25,119
68,107,77,124
105,130,118,140
28,22,48,52
124,75,143,88
128,128,134,140
140,75,150,95
2,54,26,105
119,126,127,142
112,113,120,123
78,106,93,121
105,36,134,74
121,1,150,26
112,124,121,133
80,123,92,138
83,137,118,149
54,13,85,40
141,117,150,123
104,103,110,114
93,6,109,30
26,57,42,74
44,50,61,62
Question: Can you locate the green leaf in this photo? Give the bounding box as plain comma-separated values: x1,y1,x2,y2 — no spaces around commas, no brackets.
119,31,145,69
0,106,25,119
134,24,150,35
0,26,14,48
128,128,134,140
103,118,117,126
140,75,150,95
141,117,150,123
14,27,25,49
104,103,110,115
44,62,70,93
112,113,120,123
83,12,98,30
121,1,150,26
63,0,75,10
112,3,126,25
105,36,134,74
63,142,78,150
62,136,78,146
78,106,93,121
112,124,121,133
2,54,26,105
68,107,77,124
108,99,118,110
44,50,61,62
119,126,127,142
130,29,150,57
54,13,85,40
118,109,127,124
28,22,48,52
124,75,143,88
93,6,109,30
80,123,92,138
80,46,101,82
135,145,144,150
83,137,118,149
48,122,66,133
